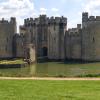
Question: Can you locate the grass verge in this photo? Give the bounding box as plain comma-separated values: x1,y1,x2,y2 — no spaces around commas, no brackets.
0,59,26,65
0,80,100,100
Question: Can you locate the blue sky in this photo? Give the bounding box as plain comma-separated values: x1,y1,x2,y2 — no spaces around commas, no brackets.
0,0,100,31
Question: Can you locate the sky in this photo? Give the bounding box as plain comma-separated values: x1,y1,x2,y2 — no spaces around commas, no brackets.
0,0,100,32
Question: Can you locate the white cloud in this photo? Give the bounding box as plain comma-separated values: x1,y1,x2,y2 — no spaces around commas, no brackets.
51,8,59,12
61,0,67,3
83,0,100,15
0,0,36,32
51,8,60,17
40,8,47,15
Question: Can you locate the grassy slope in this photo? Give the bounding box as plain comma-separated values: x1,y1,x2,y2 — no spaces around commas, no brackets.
0,80,100,100
0,59,25,65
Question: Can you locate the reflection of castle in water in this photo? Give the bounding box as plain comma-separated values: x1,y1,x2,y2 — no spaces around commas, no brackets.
1,12,100,62
29,63,84,77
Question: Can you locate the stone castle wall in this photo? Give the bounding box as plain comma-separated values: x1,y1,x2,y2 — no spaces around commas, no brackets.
20,15,67,60
1,13,100,62
48,17,67,60
13,34,25,58
0,18,16,58
65,25,82,60
82,12,100,61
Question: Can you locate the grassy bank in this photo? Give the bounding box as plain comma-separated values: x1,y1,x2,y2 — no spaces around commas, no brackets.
0,80,100,100
0,59,26,65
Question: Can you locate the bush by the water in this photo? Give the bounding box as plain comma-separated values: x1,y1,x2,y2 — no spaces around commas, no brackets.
77,74,100,77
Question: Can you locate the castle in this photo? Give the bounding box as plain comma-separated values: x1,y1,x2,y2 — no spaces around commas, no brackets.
0,12,100,62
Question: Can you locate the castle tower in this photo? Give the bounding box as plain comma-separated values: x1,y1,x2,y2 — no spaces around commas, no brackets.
59,17,67,59
10,17,17,33
0,18,16,58
81,13,96,61
20,15,67,61
82,12,88,28
36,15,48,58
48,16,67,60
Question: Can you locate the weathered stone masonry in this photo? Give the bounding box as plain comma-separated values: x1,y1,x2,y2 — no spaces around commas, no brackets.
1,12,100,62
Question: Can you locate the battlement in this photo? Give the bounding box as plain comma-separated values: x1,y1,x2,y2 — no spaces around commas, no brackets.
88,16,100,21
39,15,47,19
88,16,95,21
23,15,67,26
60,16,67,24
54,17,61,23
0,17,16,24
67,24,81,36
82,12,100,23
49,17,54,24
20,26,26,30
10,17,16,24
95,16,100,21
24,18,34,23
82,12,88,22
77,24,81,29
0,18,8,23
49,16,67,24
39,15,49,24
24,17,37,26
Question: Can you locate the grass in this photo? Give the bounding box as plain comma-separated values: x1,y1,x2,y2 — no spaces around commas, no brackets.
0,80,100,100
0,59,26,65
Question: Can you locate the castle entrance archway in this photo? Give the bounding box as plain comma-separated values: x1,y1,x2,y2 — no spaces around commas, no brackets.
42,47,48,57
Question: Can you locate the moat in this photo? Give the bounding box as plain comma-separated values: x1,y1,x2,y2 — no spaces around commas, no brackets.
0,62,100,77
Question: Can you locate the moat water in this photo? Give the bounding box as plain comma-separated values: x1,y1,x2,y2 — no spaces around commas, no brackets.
0,62,100,77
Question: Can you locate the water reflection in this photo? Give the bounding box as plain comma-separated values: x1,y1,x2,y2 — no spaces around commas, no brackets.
0,62,100,77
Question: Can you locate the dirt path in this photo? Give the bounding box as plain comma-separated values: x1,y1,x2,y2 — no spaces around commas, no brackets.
0,77,100,80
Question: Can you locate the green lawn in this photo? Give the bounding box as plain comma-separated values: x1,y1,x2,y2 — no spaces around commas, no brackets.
0,80,100,100
0,59,26,65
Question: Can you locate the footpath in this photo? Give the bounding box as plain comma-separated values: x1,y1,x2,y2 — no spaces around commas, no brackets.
0,77,100,80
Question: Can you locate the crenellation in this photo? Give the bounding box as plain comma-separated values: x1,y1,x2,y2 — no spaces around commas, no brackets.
0,18,15,24
88,16,95,21
95,16,100,21
55,17,61,23
77,24,81,29
82,12,88,22
10,17,16,24
60,17,67,24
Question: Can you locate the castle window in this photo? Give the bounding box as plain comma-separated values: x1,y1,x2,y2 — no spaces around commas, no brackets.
30,30,32,33
93,37,95,43
31,23,33,27
5,46,7,51
7,37,8,42
75,32,77,34
70,32,73,34
54,25,55,30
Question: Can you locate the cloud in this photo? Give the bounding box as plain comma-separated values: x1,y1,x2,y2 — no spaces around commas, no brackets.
61,0,67,3
0,0,35,32
51,8,59,12
40,8,47,15
51,8,60,16
83,0,100,15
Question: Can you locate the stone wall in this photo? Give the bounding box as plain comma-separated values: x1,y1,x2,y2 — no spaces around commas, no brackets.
82,12,100,61
65,26,81,60
21,15,67,60
0,18,16,58
82,20,100,61
48,22,60,59
13,34,25,58
48,17,67,60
